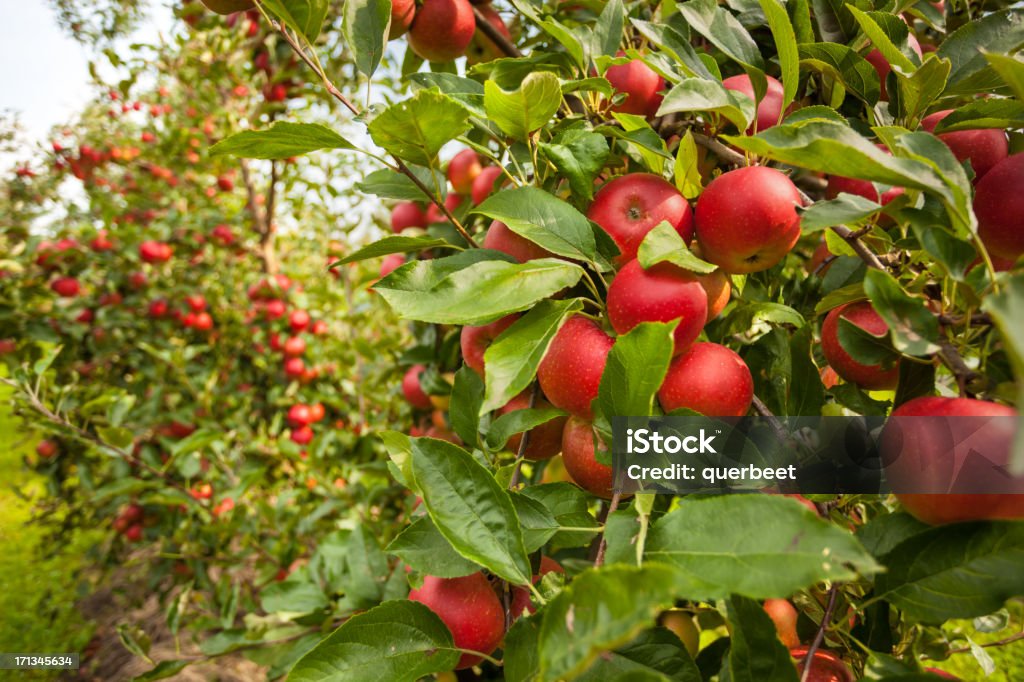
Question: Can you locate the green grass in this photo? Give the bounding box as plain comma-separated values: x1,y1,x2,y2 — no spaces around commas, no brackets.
0,376,96,678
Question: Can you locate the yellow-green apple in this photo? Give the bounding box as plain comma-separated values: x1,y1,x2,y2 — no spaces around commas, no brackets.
660,610,700,656
409,572,505,669
537,316,614,419
820,301,899,390
658,342,754,416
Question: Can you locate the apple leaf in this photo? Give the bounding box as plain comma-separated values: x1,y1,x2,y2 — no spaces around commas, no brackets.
336,236,456,265
539,129,610,202
938,10,1024,90
410,437,532,585
484,72,563,140
486,407,567,451
758,0,799,114
799,194,883,233
984,51,1024,101
474,186,599,262
933,98,1024,133
657,78,756,132
862,268,940,357
368,89,472,167
386,516,480,578
597,321,676,423
575,627,702,681
342,0,390,78
630,19,716,80
638,221,718,273
449,366,484,448
287,601,460,682
261,0,329,42
722,596,800,682
677,0,765,72
798,43,882,105
505,614,542,682
210,122,354,160
982,274,1024,474
510,492,559,552
519,482,602,548
673,131,703,199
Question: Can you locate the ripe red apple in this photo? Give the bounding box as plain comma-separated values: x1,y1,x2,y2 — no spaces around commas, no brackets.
192,312,213,331
865,34,923,100
607,259,708,355
460,313,518,375
604,54,665,119
409,572,505,669
973,153,1024,261
763,599,800,648
36,440,58,458
425,193,465,225
483,220,555,263
408,0,476,63
186,294,206,312
694,166,803,274
50,277,81,298
884,396,1023,525
658,342,754,416
466,4,511,64
288,404,314,427
284,357,305,379
722,74,786,133
510,556,564,616
124,524,144,542
562,417,615,498
921,110,1008,181
791,647,855,682
289,309,310,333
291,425,314,445
389,0,416,38
309,403,326,422
448,150,483,195
200,0,254,14
499,392,567,460
265,299,287,320
391,202,426,233
537,316,614,420
283,336,306,357
403,365,434,410
820,301,899,391
471,165,504,205
587,173,694,265
379,253,405,279
139,240,173,263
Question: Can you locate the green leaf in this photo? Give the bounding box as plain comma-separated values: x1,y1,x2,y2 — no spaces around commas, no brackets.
723,596,800,682
484,72,563,140
677,0,765,72
474,186,598,262
982,274,1024,474
758,0,799,113
210,122,353,159
32,344,62,376
337,236,454,265
343,0,390,78
893,57,951,123
855,511,930,557
638,221,718,273
598,322,676,422
486,407,567,451
788,325,825,416
540,129,610,202
538,565,681,680
481,298,584,414
408,73,486,115
673,131,703,199
368,89,472,166
800,194,884,233
261,0,329,42
376,254,584,325
938,10,1024,90
97,426,134,450
510,492,559,552
356,167,443,202
576,627,702,681
863,269,940,357
657,78,755,132
386,516,480,578
449,366,484,448
837,315,896,365
630,19,715,80
410,437,532,584
538,18,586,71
132,660,190,681
985,51,1024,101
520,482,602,548
287,601,460,682
167,428,221,456
610,113,672,174
875,522,1024,623
590,0,625,59
645,496,880,599
345,525,388,608
505,614,542,682
849,7,916,72
933,98,1024,133
798,43,881,105
259,581,328,615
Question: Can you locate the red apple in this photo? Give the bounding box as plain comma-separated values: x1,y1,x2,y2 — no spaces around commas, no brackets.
722,74,786,133
658,342,754,416
791,647,855,682
885,396,1023,525
820,301,899,391
763,599,800,648
483,220,555,263
562,417,615,498
973,153,1024,261
139,240,173,263
921,110,1008,181
466,4,511,64
471,166,504,205
284,357,305,379
865,34,923,100
425,193,465,225
694,166,803,274
403,364,434,410
537,316,614,420
510,556,564,616
289,309,310,333
186,294,206,312
587,173,694,265
389,0,416,39
192,312,213,331
36,440,59,458
408,0,476,63
288,404,314,427
604,54,665,119
607,259,708,355
460,313,518,375
499,392,567,461
283,336,306,357
50,277,81,298
391,202,426,233
291,425,314,445
409,573,505,670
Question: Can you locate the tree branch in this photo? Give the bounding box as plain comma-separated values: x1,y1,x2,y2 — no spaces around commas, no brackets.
692,131,747,167
800,584,840,682
473,6,522,58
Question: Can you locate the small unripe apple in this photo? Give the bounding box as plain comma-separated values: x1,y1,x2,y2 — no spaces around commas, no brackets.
483,221,555,263
409,572,505,669
604,54,665,119
587,173,694,265
885,396,1023,525
510,556,564,616
471,166,504,205
499,392,567,460
763,599,800,648
391,202,426,233
562,417,615,498
460,313,518,375
658,342,754,416
537,316,614,420
790,646,855,682
408,0,476,63
447,149,483,195
694,166,803,274
722,74,786,133
973,153,1024,261
820,301,899,390
607,259,708,355
921,110,1008,181
402,365,434,410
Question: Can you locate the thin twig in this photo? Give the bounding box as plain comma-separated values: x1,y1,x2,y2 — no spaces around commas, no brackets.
692,131,747,166
508,384,539,489
829,224,886,271
946,631,1024,655
473,6,522,58
594,491,621,567
801,584,840,682
936,339,983,397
